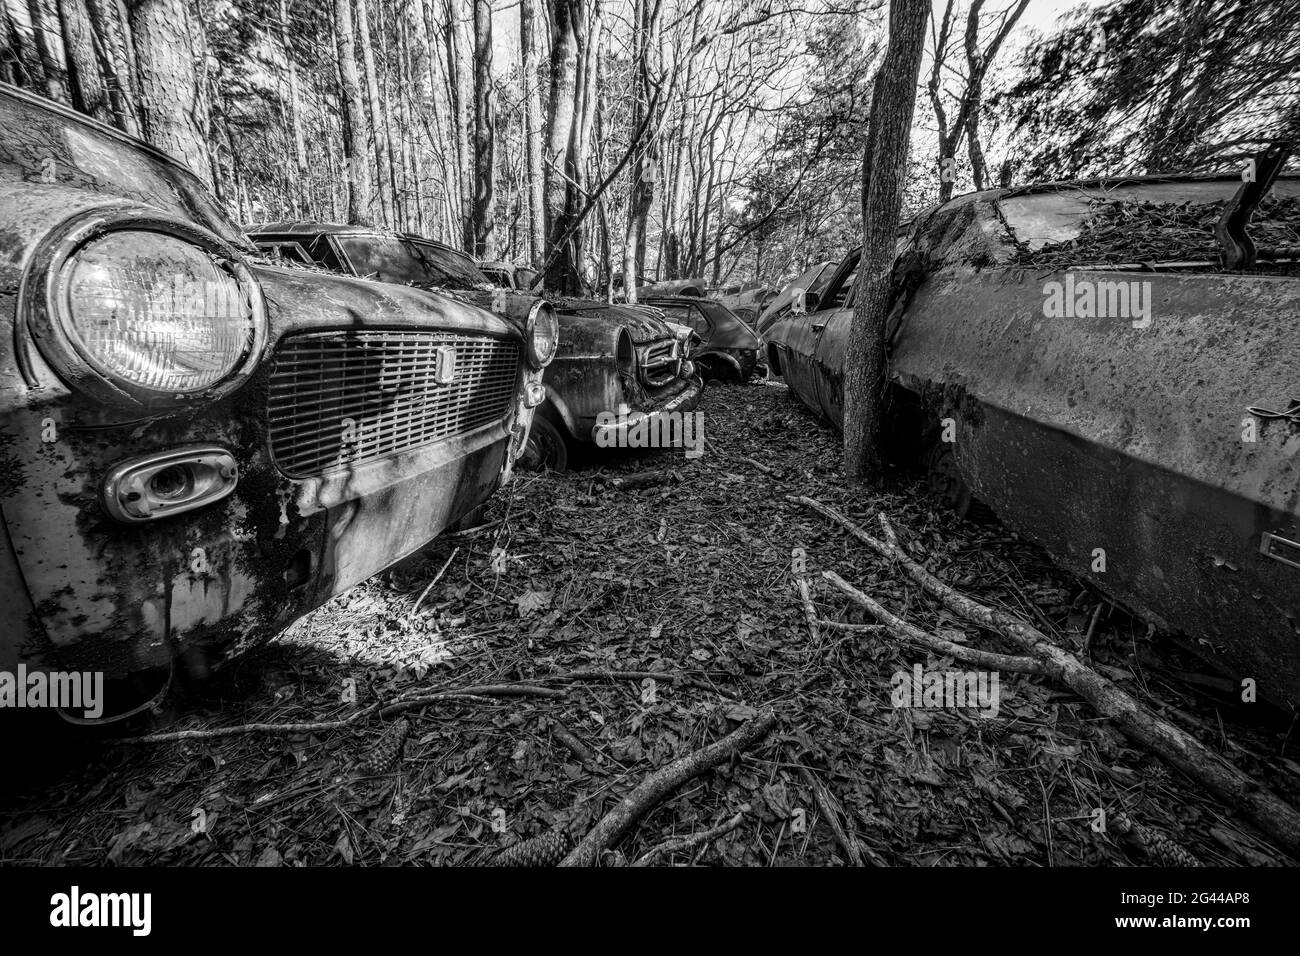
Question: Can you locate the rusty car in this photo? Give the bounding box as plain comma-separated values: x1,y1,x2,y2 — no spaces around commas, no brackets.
763,171,1300,706
641,295,763,383
0,83,557,718
249,225,702,472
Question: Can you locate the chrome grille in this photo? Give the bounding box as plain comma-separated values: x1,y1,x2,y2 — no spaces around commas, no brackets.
638,339,680,387
268,330,520,478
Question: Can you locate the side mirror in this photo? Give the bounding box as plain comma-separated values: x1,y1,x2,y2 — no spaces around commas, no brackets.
791,289,820,316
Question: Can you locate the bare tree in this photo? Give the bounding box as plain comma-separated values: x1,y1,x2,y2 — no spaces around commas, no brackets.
843,0,929,485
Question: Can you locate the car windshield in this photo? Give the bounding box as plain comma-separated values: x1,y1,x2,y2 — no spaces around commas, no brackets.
998,178,1300,261
336,235,489,290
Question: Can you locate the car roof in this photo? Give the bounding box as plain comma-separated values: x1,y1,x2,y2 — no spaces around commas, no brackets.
477,260,517,271
246,221,468,255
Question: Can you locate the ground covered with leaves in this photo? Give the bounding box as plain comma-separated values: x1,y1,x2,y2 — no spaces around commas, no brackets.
3,382,1299,867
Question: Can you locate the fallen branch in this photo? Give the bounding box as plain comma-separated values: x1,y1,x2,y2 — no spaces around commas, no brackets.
113,684,563,745
411,546,460,618
630,806,749,866
560,708,778,866
546,717,602,768
543,668,739,698
742,456,778,476
822,574,1045,675
791,546,819,644
794,495,1300,855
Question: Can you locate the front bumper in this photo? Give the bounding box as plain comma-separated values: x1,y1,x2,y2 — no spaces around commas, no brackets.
590,374,704,446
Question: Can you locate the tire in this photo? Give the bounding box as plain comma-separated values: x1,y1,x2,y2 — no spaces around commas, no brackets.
519,413,569,471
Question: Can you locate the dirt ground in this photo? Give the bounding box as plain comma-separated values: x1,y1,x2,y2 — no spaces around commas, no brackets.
2,381,1298,867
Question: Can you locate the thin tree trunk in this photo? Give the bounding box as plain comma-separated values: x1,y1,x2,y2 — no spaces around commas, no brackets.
542,0,581,292
332,0,373,224
470,0,494,256
520,0,545,268
355,0,392,227
27,0,69,102
843,0,929,486
58,0,108,121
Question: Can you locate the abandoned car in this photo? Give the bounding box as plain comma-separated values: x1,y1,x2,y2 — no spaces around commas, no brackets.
0,84,556,715
641,295,763,382
764,172,1300,706
248,225,702,471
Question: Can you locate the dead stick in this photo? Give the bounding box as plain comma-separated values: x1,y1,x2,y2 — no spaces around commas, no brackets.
742,456,777,475
411,546,461,618
792,547,819,643
630,806,749,867
797,764,867,866
560,709,778,866
820,576,1045,675
113,684,563,745
794,495,1300,855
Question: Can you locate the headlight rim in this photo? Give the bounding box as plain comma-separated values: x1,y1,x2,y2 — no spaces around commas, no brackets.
524,299,559,369
25,208,267,409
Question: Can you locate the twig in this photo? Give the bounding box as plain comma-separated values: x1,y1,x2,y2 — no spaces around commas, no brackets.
793,495,1300,855
113,684,563,745
560,708,777,866
411,546,461,618
742,456,777,476
630,806,749,866
547,717,602,768
817,620,887,633
792,547,819,644
796,764,869,867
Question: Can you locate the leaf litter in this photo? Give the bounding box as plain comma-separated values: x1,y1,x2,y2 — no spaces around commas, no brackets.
2,381,1298,867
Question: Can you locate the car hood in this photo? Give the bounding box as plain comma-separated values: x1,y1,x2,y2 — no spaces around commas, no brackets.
554,298,673,343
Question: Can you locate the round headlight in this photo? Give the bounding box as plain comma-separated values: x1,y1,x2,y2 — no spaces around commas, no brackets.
526,301,559,369
57,230,259,395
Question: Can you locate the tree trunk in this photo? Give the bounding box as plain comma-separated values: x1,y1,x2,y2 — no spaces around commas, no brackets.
470,0,494,257
28,0,70,102
84,0,141,135
58,0,108,121
354,0,392,228
332,0,373,225
128,0,213,184
542,0,582,293
843,0,929,486
519,0,545,269
621,0,660,303
278,0,308,215
443,0,473,251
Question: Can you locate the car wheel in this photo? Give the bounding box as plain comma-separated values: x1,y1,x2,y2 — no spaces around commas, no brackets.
520,414,569,471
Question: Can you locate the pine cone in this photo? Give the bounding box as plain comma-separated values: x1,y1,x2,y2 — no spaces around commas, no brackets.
360,718,411,776
1111,812,1200,866
1142,827,1201,867
487,826,575,867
